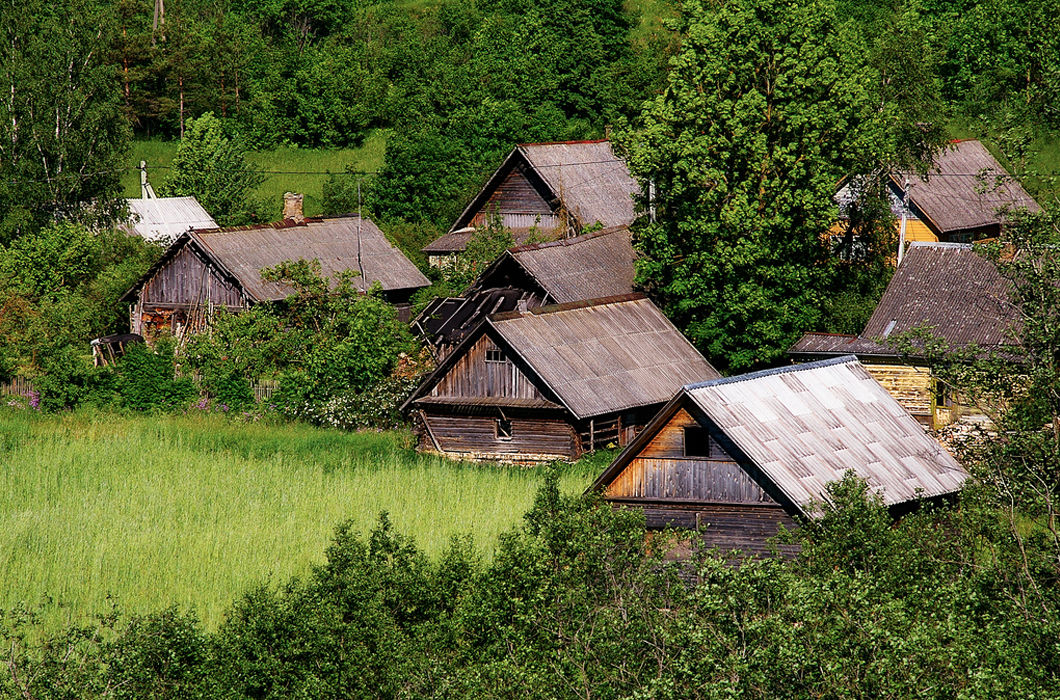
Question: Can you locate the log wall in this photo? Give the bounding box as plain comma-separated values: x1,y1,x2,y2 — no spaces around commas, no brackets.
420,413,578,460
616,501,800,559
863,362,933,422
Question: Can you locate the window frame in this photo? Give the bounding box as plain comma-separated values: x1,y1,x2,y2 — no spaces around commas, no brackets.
495,417,513,441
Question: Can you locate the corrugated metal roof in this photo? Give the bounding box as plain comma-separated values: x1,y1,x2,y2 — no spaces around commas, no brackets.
519,140,638,230
124,197,217,243
899,140,1040,234
860,242,1017,348
507,226,636,303
684,356,968,515
490,295,721,419
190,216,429,300
422,226,546,254
790,242,1018,358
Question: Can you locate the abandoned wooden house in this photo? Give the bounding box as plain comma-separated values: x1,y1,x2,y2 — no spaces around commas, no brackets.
590,356,969,558
121,214,430,338
788,242,1018,428
402,294,721,463
834,139,1039,250
122,196,217,244
412,225,636,357
421,140,639,266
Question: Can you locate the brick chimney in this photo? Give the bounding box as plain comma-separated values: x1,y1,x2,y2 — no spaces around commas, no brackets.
283,192,305,223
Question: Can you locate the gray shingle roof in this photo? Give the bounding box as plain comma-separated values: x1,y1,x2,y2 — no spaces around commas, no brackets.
899,139,1040,234
660,356,967,516
790,242,1019,358
124,197,217,243
520,140,638,230
490,295,720,419
506,226,636,304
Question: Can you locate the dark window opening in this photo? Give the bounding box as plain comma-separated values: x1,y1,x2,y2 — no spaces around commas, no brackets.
485,348,507,363
934,377,953,408
683,426,711,458
496,418,513,440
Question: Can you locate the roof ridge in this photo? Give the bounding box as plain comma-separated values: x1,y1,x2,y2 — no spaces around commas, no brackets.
685,356,859,391
195,214,367,236
490,293,646,321
907,241,974,249
518,138,610,148
508,225,628,254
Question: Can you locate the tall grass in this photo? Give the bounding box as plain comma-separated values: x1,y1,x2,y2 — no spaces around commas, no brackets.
0,410,596,630
122,129,389,218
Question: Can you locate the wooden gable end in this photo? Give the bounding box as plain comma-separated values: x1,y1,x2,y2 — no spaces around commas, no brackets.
140,244,244,308
606,408,777,506
429,332,552,403
471,166,559,231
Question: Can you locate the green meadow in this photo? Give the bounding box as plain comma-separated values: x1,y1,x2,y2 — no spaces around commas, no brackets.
0,409,599,631
122,129,389,219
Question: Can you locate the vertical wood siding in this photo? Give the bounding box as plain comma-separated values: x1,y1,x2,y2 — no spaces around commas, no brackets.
605,409,776,504
141,246,244,307
422,413,577,459
430,335,547,400
472,167,552,222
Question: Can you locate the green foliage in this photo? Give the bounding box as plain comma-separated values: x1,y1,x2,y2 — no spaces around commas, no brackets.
620,0,880,371
0,0,129,245
161,112,265,225
116,340,196,412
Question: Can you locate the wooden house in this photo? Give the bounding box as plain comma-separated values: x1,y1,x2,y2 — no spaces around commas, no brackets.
590,356,969,558
122,196,217,244
412,225,636,357
789,242,1018,427
834,140,1039,248
422,140,638,266
121,215,430,337
402,294,720,463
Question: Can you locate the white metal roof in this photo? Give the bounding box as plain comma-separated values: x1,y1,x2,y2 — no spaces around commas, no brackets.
124,197,217,243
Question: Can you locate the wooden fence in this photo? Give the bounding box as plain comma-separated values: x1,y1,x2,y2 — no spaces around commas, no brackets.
0,376,36,398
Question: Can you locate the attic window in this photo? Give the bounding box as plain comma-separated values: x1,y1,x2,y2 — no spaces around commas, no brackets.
882,320,898,338
485,348,507,363
496,418,513,440
683,427,711,458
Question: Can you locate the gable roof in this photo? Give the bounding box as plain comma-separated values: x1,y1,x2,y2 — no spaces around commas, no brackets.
123,196,217,243
593,356,968,517
122,216,429,303
897,139,1040,234
406,295,721,419
790,242,1018,358
500,226,637,304
445,140,638,239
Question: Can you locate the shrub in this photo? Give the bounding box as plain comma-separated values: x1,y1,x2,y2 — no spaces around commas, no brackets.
116,341,196,412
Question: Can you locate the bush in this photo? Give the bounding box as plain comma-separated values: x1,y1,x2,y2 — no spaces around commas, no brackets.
116,341,196,412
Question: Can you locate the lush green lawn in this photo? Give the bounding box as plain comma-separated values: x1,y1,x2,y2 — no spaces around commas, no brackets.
0,409,599,630
122,129,389,219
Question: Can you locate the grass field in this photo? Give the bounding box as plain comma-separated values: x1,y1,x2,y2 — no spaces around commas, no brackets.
122,129,389,219
0,409,601,631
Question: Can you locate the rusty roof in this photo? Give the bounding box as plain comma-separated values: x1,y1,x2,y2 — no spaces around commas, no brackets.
592,356,968,517
405,295,720,419
790,242,1019,358
504,226,636,304
898,139,1040,234
489,295,720,419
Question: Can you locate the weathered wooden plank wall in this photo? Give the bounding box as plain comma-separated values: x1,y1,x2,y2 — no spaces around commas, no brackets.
142,246,243,308
619,502,800,559
863,362,932,421
431,335,547,400
421,414,578,459
471,167,554,230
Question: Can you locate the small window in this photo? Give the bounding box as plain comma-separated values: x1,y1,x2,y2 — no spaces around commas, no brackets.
485,348,507,363
496,418,513,440
683,426,711,458
934,377,953,408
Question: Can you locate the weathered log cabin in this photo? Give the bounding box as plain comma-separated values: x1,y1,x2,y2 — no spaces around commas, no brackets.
789,242,1018,428
421,140,638,266
834,139,1039,250
402,294,721,463
412,225,636,357
121,214,430,337
590,356,969,558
